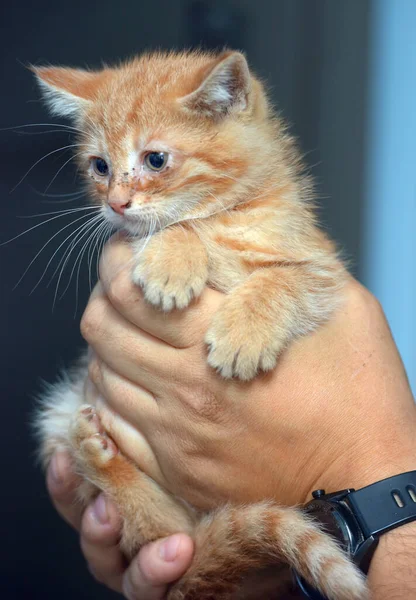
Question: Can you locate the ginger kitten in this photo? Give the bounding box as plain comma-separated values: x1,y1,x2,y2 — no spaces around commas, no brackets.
34,51,367,599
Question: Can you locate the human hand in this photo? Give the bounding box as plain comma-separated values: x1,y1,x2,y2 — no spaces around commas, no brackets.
81,236,416,509
46,450,194,599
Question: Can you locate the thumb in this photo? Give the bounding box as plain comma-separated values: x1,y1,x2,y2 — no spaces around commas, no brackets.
122,534,194,600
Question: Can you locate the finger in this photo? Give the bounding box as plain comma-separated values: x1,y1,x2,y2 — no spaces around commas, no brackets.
82,285,183,391
89,356,158,420
84,376,100,404
46,451,83,530
99,236,224,348
123,534,194,600
85,357,152,420
81,494,125,593
93,391,165,481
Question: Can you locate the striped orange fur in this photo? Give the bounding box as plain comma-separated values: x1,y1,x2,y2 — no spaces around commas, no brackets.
33,51,368,599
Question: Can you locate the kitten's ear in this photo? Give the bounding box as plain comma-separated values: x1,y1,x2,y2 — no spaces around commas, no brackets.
31,66,101,118
180,52,251,118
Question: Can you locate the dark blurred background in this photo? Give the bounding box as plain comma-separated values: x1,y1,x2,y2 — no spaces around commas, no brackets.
0,1,414,598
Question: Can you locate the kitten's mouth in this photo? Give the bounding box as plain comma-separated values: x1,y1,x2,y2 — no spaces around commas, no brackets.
103,205,165,237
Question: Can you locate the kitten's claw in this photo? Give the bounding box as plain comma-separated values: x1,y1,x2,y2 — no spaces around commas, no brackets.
132,265,207,311
205,303,284,381
131,229,208,312
80,432,118,465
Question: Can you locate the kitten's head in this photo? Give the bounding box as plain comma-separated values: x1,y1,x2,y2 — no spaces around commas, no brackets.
33,51,272,235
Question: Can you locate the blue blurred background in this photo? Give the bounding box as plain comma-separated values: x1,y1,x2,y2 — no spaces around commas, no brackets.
0,1,414,598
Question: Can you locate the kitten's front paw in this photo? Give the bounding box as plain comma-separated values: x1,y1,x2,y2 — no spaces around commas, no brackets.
205,299,285,381
132,249,208,312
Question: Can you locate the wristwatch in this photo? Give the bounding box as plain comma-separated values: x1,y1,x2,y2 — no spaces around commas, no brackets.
293,471,416,599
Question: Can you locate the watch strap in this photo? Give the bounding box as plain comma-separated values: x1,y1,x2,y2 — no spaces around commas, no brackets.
346,470,416,538
294,470,416,599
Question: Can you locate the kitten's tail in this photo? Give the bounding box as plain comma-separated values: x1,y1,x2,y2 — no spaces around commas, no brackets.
169,502,369,600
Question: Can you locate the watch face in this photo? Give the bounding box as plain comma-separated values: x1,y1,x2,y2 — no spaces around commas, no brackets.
304,495,370,572
304,499,349,550
295,496,370,597
331,507,355,553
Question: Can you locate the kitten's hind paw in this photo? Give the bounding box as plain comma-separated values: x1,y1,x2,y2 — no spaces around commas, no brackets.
79,431,118,466
70,405,118,468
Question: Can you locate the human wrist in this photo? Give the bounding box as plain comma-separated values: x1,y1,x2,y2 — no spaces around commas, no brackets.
367,520,416,599
307,453,416,505
304,413,416,504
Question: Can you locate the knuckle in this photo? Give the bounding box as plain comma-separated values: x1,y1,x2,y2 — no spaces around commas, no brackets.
106,270,137,311
176,379,223,422
88,359,101,385
81,297,105,343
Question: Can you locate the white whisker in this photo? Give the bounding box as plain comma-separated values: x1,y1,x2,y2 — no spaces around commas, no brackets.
32,189,86,198
14,129,77,136
29,187,88,204
87,220,109,292
73,219,109,314
207,191,233,218
53,215,105,301
0,123,85,134
13,211,97,290
47,216,102,290
11,144,81,193
1,207,98,246
41,194,87,205
44,151,85,193
18,206,100,218
94,222,113,286
33,214,104,295
89,218,113,290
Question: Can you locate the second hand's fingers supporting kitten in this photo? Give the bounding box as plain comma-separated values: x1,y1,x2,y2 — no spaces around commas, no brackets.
99,236,224,349
91,380,167,480
81,494,125,593
46,451,83,531
122,534,195,600
88,356,160,424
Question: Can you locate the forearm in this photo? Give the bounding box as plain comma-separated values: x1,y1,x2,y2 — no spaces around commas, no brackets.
367,521,416,600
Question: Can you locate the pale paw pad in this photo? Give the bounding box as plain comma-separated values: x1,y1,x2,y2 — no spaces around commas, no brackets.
71,405,118,466
79,432,118,465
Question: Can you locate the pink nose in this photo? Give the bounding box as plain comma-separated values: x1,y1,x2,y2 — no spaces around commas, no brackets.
108,200,131,215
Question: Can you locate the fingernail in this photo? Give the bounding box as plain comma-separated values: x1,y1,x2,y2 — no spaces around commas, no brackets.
159,534,182,562
92,494,109,525
50,452,66,485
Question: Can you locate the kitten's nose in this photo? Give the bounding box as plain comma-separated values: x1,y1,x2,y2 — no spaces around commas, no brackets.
108,199,131,215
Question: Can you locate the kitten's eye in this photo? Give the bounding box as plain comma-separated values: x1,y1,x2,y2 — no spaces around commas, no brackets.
91,157,109,176
144,152,168,172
